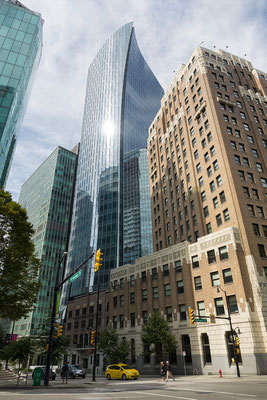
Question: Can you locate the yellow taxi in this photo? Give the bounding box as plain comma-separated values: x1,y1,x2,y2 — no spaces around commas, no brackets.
105,363,140,380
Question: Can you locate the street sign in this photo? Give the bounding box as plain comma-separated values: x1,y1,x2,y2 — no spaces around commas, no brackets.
195,318,207,322
70,270,82,282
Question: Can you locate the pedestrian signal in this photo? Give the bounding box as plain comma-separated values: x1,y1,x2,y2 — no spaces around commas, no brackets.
95,249,103,272
90,330,96,346
189,308,195,325
210,314,216,324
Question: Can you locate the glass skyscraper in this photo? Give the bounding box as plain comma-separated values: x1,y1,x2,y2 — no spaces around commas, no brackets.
64,23,163,296
123,148,153,264
14,146,78,336
0,0,43,188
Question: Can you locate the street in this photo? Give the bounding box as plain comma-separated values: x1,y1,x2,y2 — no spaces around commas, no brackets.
0,376,266,400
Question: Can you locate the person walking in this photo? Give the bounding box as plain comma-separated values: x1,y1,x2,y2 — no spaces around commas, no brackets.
61,362,69,384
160,361,166,382
166,361,175,382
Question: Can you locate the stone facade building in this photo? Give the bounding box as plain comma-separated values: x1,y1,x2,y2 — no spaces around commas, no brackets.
147,47,267,374
66,226,266,375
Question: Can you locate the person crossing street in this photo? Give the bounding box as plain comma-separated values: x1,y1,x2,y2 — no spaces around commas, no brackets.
165,361,175,382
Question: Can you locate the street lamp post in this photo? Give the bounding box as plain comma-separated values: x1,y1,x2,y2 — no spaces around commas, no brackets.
44,252,68,386
217,286,240,378
92,282,100,382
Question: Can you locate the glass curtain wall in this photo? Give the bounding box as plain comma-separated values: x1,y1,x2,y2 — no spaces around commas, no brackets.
0,0,43,187
64,23,163,298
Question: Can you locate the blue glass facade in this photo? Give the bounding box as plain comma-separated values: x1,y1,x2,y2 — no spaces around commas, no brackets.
123,148,153,264
14,146,78,336
64,23,163,297
0,0,43,188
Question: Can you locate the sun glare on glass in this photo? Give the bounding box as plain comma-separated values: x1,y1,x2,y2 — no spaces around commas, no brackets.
103,120,115,138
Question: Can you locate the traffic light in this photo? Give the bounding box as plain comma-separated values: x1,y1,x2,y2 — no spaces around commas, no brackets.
235,336,240,346
57,325,63,337
95,249,103,272
189,308,195,325
90,330,96,346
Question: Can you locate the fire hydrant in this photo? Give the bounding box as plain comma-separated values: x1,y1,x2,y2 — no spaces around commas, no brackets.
219,369,222,378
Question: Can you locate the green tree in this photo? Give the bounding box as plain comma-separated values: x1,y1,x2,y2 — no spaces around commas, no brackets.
38,335,70,364
98,327,130,365
142,311,176,360
0,337,36,368
0,190,41,320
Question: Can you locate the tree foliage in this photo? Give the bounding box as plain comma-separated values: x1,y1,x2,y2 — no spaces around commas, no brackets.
0,337,36,366
142,311,176,358
38,335,70,364
98,327,130,365
0,190,41,320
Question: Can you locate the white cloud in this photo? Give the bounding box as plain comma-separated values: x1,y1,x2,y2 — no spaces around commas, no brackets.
5,0,267,199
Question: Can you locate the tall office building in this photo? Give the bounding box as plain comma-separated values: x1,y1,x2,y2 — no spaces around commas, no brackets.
14,146,78,336
147,47,267,373
0,0,43,188
64,23,163,297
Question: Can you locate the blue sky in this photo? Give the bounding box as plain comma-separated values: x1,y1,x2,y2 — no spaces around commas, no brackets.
5,0,267,199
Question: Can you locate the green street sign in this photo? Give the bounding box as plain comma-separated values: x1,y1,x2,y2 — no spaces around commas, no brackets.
70,270,81,282
195,318,207,322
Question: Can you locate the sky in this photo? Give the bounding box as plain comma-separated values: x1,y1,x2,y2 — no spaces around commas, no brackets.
5,0,267,200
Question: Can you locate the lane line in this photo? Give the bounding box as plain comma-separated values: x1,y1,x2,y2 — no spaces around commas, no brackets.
166,387,257,398
130,391,198,400
0,391,197,400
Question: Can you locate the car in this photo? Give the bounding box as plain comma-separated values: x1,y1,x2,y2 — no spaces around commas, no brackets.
32,367,56,381
68,365,86,379
105,363,139,380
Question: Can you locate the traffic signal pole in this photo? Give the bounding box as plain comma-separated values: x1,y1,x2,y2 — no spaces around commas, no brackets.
92,249,103,382
44,252,68,386
44,250,95,386
92,282,100,382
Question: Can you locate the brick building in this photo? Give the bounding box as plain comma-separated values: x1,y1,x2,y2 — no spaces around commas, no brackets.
147,47,267,373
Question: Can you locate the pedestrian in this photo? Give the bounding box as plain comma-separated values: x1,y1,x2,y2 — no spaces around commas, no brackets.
61,362,69,384
166,361,175,382
160,361,166,382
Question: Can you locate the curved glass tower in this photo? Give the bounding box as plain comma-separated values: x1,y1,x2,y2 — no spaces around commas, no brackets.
64,23,163,296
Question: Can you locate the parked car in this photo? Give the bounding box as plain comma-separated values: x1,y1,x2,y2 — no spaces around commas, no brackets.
68,365,86,379
32,367,56,381
105,364,139,380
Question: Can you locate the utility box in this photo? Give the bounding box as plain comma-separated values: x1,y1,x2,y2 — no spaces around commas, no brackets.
33,367,43,386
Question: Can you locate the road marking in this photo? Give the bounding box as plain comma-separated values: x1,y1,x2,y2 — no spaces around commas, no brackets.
130,391,198,400
167,387,257,398
0,391,197,400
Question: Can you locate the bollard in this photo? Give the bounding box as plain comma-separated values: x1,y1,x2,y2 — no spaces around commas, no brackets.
219,369,222,378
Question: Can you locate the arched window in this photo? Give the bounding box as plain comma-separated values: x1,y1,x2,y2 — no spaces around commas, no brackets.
143,344,150,364
84,333,88,346
202,333,212,364
181,335,192,364
79,334,84,348
131,339,135,363
225,331,242,364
